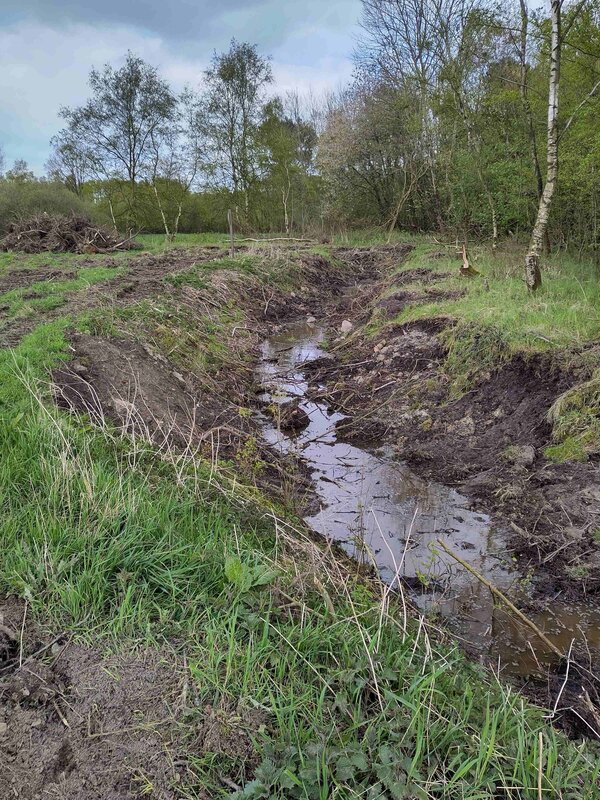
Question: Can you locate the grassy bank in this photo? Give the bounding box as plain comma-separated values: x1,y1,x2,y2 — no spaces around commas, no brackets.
385,240,600,462
0,240,599,797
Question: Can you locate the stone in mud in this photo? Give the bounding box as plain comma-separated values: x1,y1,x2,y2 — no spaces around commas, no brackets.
340,320,353,334
272,399,310,434
504,444,536,468
564,526,585,541
447,415,475,436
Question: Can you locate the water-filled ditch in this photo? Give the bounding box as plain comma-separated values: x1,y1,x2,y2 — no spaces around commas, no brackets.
256,320,600,680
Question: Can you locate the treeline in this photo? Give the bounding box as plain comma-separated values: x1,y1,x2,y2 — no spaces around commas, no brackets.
323,0,600,256
46,46,322,237
0,44,323,237
2,0,600,256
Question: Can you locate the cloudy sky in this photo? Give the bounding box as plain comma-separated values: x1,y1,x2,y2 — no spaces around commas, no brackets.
0,0,361,175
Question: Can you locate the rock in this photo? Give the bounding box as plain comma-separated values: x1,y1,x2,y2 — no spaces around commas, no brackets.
398,409,430,425
271,399,310,434
340,320,353,334
564,526,585,541
71,363,88,375
463,469,496,491
448,415,475,436
492,406,504,419
504,444,536,468
306,315,316,324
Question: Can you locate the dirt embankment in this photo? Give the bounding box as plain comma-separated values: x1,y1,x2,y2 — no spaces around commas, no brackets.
304,261,600,601
49,244,411,511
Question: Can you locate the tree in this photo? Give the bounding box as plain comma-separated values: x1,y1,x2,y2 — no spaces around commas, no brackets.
46,130,91,195
257,97,317,233
203,40,273,217
5,160,36,183
524,0,562,290
145,89,206,239
57,52,177,227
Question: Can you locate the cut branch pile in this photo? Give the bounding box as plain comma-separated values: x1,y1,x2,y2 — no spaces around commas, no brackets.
0,213,140,254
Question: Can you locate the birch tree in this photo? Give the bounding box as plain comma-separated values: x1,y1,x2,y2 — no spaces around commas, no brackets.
57,52,177,227
203,40,272,217
525,0,562,291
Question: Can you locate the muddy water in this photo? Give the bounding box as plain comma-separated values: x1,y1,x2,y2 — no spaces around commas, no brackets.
256,321,600,678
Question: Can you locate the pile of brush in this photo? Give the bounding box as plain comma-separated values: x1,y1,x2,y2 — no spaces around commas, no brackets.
0,213,139,254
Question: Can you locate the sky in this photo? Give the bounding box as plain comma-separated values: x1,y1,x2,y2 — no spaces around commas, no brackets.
0,0,362,175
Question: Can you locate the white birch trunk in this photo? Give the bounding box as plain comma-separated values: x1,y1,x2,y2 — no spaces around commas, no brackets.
525,0,561,291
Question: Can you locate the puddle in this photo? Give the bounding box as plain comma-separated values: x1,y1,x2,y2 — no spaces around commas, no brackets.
256,321,600,678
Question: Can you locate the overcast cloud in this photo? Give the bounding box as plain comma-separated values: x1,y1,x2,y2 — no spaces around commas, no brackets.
0,0,361,174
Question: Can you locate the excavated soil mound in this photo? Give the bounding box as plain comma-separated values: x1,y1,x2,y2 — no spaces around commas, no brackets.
0,214,139,254
52,333,248,454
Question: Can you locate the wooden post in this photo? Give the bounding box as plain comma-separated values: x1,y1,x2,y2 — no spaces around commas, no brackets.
227,208,235,258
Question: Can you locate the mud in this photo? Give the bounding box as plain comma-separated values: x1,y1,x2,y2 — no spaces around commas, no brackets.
0,267,79,295
376,287,465,317
0,598,187,799
54,332,244,449
318,319,600,599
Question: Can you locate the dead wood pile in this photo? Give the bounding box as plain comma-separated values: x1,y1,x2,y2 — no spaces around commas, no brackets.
0,213,140,254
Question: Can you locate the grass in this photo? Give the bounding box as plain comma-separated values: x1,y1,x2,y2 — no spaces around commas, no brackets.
2,325,599,797
0,266,123,321
1,239,600,796
391,243,600,350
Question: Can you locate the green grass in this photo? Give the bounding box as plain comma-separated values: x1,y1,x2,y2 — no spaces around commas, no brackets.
0,266,122,322
392,243,600,350
382,241,600,461
137,232,244,251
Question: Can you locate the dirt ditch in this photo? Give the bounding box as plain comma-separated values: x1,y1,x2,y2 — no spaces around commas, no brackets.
49,245,410,511
3,241,600,753
255,250,598,739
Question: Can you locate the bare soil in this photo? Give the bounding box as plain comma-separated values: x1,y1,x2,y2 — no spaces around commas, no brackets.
0,267,79,296
0,597,269,799
0,598,183,799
